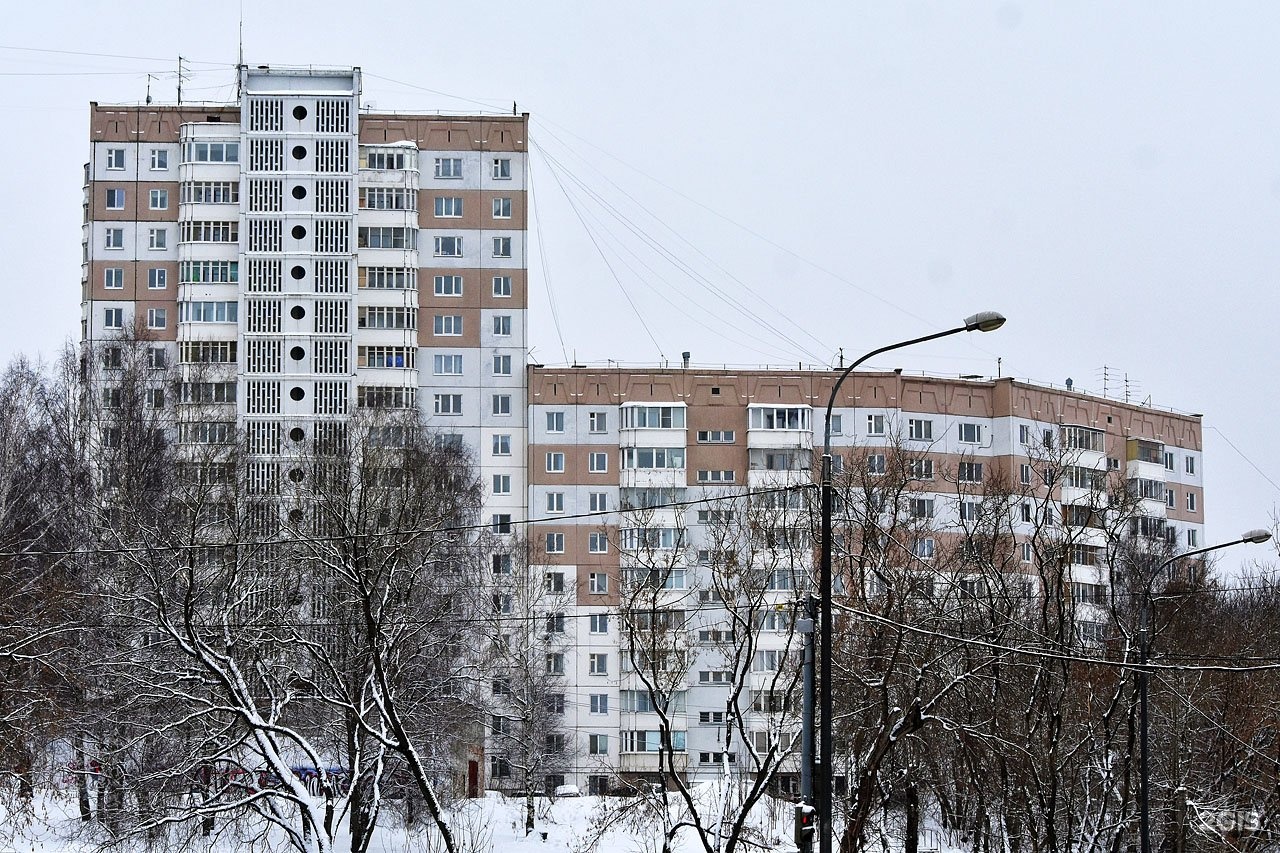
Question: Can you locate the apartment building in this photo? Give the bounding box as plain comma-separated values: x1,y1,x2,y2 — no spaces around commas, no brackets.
80,65,1206,797
522,366,1204,793
82,66,528,527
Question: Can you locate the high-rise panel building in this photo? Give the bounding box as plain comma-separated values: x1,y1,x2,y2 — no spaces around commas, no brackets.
82,66,1206,797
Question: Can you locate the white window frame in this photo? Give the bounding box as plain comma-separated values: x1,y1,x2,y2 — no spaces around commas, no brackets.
433,275,463,296
147,268,167,290
103,307,123,329
434,196,463,218
867,414,886,436
492,157,512,179
546,452,566,473
105,148,125,170
589,452,608,473
492,434,512,456
589,532,608,553
104,228,124,250
492,394,512,416
105,188,125,210
492,354,512,376
493,315,512,336
148,227,167,250
546,411,565,433
588,653,608,675
148,188,168,210
149,148,167,170
545,532,565,554
492,275,512,297
146,307,167,330
104,267,124,289
492,474,511,495
493,197,512,218
546,492,565,514
589,412,607,433
492,237,512,258
589,573,608,594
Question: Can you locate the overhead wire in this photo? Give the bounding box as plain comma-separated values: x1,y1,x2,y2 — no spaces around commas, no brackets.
527,154,570,365
533,123,832,364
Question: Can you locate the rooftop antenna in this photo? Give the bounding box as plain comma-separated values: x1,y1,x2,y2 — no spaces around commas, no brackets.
176,55,187,105
145,74,154,105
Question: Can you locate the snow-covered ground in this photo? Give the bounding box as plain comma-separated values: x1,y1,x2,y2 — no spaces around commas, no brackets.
0,786,803,853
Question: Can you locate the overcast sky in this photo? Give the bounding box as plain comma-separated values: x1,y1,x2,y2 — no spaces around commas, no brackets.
3,1,1278,573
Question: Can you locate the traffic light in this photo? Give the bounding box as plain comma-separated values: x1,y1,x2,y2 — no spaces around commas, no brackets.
794,803,816,850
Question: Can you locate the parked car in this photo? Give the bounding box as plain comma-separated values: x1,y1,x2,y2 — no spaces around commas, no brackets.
553,784,581,798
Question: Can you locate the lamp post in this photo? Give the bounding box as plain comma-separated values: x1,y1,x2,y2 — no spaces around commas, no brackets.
804,311,1006,853
1138,528,1272,853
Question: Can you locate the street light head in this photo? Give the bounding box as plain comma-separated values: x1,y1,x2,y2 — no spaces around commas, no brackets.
963,311,1007,333
1242,529,1273,544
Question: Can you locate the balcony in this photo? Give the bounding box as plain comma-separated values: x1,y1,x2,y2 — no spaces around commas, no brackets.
619,752,689,774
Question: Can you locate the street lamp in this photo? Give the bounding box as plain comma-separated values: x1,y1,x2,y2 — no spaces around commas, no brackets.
1138,528,1272,853
803,311,1007,853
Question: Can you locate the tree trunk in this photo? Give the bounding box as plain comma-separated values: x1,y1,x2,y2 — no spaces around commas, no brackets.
904,785,919,853
74,734,92,822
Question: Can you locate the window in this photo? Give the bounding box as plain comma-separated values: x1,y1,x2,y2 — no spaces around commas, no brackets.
959,500,980,522
492,158,511,179
434,157,463,178
908,418,933,440
1021,502,1033,523
106,148,125,170
183,141,238,163
867,414,886,436
589,734,609,755
1166,489,1176,507
1187,528,1199,548
492,237,512,257
104,268,123,289
492,474,511,495
590,693,609,713
1187,492,1198,512
147,268,167,290
434,196,463,217
145,388,165,409
179,301,237,322
697,469,735,483
434,275,463,296
589,653,608,675
1020,464,1033,485
589,492,608,512
622,447,685,469
104,228,124,249
433,394,463,415
148,228,167,250
493,197,512,218
146,347,166,369
589,412,607,433
149,189,168,210
433,236,463,257
492,354,512,376
958,462,984,483
490,514,512,534
546,411,565,433
589,573,608,594
492,434,512,455
546,492,565,514
1186,455,1196,475
749,406,810,430
958,423,983,443
543,652,565,675
830,414,842,435
432,354,464,375
696,429,734,443
145,308,167,329
546,452,566,473
492,275,512,297
1021,542,1033,563
492,553,512,575
1019,424,1033,445
105,188,125,209
1163,451,1175,471
493,315,512,336
589,452,608,473
913,538,936,559
589,532,608,553
866,453,886,475
149,149,167,170
908,459,934,480
909,498,934,519
545,532,565,554
362,148,411,170
433,315,463,336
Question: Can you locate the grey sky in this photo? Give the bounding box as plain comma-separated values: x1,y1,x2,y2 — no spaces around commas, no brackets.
3,0,1278,572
